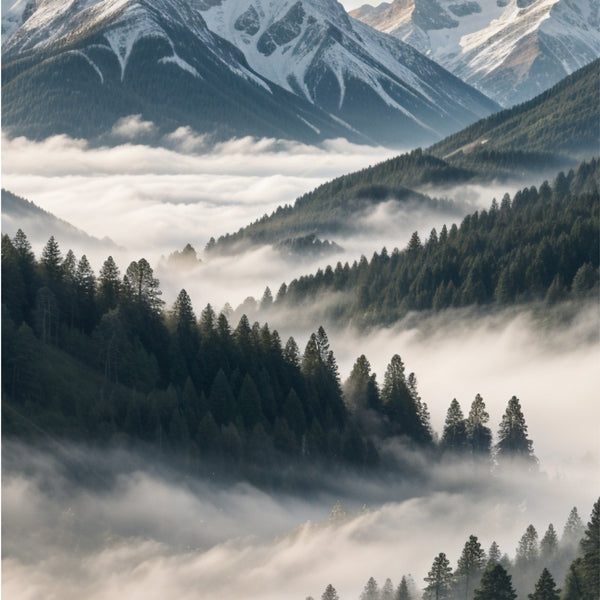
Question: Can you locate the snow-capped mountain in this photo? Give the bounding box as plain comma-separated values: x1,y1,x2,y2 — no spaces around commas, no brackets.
1,0,498,145
350,0,600,107
198,0,498,145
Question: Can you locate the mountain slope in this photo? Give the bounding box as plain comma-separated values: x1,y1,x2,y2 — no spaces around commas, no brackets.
430,58,600,160
270,159,600,328
1,0,498,146
351,0,600,107
209,60,599,255
1,189,120,251
1,0,363,143
199,0,498,146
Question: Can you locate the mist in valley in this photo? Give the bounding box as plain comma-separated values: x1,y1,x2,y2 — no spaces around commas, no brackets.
2,127,597,599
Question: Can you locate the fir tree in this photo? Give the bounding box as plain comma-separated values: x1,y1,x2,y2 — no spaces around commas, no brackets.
488,542,502,565
496,396,536,466
579,497,600,599
539,524,558,563
527,568,560,600
474,564,516,600
562,507,584,546
516,524,539,570
466,394,492,456
456,535,487,600
441,399,468,453
396,576,412,600
321,584,339,600
424,553,453,600
381,578,395,600
360,576,379,600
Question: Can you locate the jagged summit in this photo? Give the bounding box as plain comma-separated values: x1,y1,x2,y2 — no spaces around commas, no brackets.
351,0,600,106
2,0,498,145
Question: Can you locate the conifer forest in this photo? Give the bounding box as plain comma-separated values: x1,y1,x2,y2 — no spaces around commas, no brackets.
1,6,599,598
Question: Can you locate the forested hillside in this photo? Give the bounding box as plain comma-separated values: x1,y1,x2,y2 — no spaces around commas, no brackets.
268,160,599,328
430,59,600,160
209,62,598,255
2,227,542,480
311,498,600,600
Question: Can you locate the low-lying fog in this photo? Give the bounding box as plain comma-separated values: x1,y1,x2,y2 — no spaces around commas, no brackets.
3,128,597,599
3,441,597,600
2,128,532,310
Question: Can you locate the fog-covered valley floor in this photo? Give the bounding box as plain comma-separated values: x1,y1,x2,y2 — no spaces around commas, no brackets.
2,130,598,599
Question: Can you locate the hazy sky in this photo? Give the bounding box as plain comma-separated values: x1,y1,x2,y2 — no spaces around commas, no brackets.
340,0,373,11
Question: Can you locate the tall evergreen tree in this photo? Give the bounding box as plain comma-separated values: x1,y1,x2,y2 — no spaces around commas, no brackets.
396,576,412,600
40,235,62,288
456,535,487,600
424,553,453,600
441,399,469,453
473,564,516,600
496,396,536,466
528,568,560,600
381,578,394,600
466,394,492,457
579,497,600,600
488,542,502,565
562,507,585,546
516,524,539,569
321,584,339,600
97,256,121,313
124,258,163,312
360,576,379,600
539,524,558,563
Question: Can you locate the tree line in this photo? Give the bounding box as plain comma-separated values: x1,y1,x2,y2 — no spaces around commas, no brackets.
309,498,599,600
266,159,599,328
3,230,537,476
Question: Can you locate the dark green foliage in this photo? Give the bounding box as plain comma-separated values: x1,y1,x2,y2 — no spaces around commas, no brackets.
424,552,453,600
528,569,560,600
474,564,517,600
440,399,468,453
577,498,600,600
2,237,388,472
272,159,600,328
496,396,537,467
466,394,492,457
456,535,487,600
430,59,600,159
396,576,413,600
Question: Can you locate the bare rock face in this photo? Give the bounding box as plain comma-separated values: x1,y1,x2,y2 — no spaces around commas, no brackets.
350,0,600,107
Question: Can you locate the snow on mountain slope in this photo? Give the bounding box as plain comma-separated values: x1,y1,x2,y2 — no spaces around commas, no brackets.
2,0,368,143
198,0,498,144
2,0,498,145
350,0,600,106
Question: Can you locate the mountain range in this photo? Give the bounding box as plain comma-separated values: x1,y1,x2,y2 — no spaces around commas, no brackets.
350,0,600,107
1,0,498,146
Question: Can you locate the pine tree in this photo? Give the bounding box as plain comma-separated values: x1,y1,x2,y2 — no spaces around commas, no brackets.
516,524,539,569
488,542,502,565
495,396,536,466
424,553,453,600
539,524,558,563
441,399,468,453
381,578,394,600
527,568,560,600
456,535,487,600
40,235,62,287
466,394,492,457
360,576,379,600
124,258,163,312
321,584,339,600
97,256,121,313
562,507,585,546
579,497,600,599
396,576,412,600
473,564,516,600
